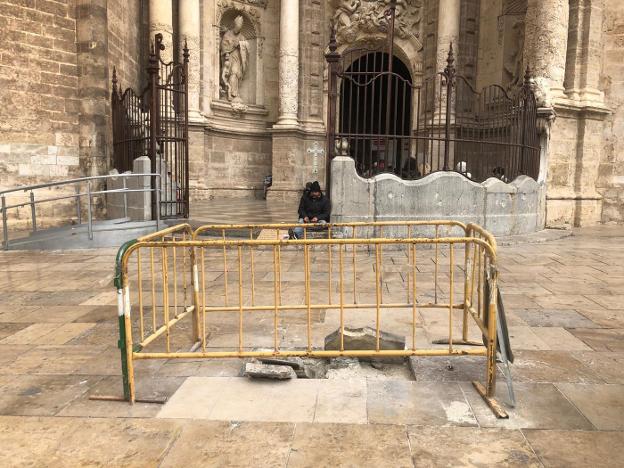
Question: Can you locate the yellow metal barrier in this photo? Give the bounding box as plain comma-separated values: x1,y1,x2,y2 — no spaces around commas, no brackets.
114,221,507,418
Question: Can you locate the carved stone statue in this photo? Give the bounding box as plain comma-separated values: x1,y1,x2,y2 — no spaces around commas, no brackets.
504,18,525,89
220,15,249,103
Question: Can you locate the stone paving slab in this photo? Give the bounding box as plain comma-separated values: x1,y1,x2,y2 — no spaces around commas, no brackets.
407,425,542,467
523,429,624,468
460,382,594,430
0,225,622,464
556,383,624,430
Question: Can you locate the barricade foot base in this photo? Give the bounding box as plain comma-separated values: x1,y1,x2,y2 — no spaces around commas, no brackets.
432,339,483,346
472,381,509,419
89,394,167,404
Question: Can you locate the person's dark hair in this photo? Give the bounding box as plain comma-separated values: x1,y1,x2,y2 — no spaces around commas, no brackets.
310,181,321,193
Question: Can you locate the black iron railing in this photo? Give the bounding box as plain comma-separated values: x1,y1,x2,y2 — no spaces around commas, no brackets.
325,25,540,188
111,34,190,219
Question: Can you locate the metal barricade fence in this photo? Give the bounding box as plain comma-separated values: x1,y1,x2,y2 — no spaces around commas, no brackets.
113,221,508,418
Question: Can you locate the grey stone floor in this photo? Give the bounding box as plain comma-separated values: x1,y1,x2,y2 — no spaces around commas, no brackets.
0,225,623,466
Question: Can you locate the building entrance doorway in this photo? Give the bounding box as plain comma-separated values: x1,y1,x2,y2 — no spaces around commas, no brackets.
339,51,413,178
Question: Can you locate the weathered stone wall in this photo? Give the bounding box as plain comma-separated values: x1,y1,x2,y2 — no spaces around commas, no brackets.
0,0,81,189
107,0,143,90
190,129,272,200
599,0,624,222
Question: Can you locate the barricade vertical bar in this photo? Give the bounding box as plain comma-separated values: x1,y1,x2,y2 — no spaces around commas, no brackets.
449,243,454,353
463,235,470,341
304,243,312,352
273,245,279,352
407,226,412,303
434,225,439,303
182,233,188,305
150,247,156,332
201,247,206,352
249,229,255,307
375,244,381,352
379,226,384,305
328,227,333,305
339,244,345,352
162,246,170,353
477,249,483,319
30,192,37,232
470,242,478,310
173,243,178,317
222,229,229,306
486,266,499,397
1,196,8,250
238,246,244,352
190,244,202,343
411,242,417,351
352,227,357,303
137,250,144,340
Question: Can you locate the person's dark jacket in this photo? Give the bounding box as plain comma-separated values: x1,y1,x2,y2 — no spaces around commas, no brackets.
298,192,331,222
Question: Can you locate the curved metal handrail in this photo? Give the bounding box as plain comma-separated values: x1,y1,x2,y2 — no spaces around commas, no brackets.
1,173,162,250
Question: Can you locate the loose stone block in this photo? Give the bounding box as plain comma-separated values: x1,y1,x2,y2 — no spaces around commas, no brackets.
243,362,297,380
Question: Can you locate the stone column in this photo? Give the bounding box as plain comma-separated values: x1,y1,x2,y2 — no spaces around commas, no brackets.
524,0,569,105
564,0,605,106
149,0,174,62
274,0,300,128
436,0,461,72
179,0,203,121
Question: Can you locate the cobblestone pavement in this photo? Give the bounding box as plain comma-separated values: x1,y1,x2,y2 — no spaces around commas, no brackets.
0,226,623,466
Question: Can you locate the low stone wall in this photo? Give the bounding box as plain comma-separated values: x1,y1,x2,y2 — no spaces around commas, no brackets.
330,157,546,237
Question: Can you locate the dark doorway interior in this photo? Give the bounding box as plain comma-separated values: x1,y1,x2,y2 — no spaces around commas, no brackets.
339,52,413,178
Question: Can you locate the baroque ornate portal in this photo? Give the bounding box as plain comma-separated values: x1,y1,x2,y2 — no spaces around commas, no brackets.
332,0,423,48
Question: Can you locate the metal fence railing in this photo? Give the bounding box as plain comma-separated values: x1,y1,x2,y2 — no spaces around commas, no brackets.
0,173,161,250
111,221,513,418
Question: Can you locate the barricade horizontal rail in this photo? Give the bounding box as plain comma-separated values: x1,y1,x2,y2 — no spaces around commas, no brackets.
114,222,507,418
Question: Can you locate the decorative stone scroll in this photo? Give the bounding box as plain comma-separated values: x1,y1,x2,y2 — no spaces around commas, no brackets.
332,0,423,49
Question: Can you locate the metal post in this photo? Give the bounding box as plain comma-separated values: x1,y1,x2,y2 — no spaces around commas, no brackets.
122,177,128,219
325,25,341,199
29,191,36,232
155,175,161,231
183,39,190,219
75,185,82,224
443,45,456,171
86,181,93,240
1,196,8,250
148,35,161,222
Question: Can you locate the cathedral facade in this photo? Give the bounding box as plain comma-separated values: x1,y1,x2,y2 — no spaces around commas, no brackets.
0,0,622,226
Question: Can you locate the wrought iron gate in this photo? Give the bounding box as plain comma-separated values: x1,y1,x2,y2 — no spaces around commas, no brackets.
111,34,189,219
325,4,540,188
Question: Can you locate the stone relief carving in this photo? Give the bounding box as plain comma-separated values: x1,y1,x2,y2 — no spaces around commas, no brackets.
220,15,250,103
332,0,423,49
217,1,262,33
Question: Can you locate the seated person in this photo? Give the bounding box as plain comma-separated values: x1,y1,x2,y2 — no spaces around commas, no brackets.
289,181,331,239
